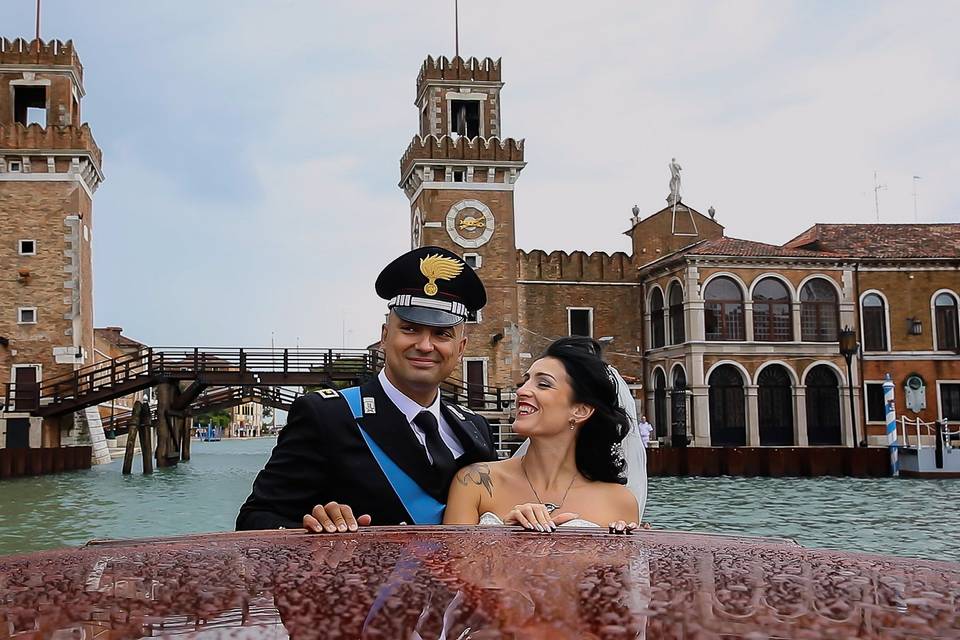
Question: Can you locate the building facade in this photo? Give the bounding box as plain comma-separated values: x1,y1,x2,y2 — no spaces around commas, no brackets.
399,55,960,447
0,38,103,448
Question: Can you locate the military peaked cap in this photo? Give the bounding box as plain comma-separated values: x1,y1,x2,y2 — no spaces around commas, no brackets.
375,246,486,327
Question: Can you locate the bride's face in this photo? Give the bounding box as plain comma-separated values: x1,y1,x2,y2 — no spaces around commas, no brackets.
513,357,591,436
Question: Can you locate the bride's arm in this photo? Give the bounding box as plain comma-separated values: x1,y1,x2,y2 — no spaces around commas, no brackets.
442,463,492,524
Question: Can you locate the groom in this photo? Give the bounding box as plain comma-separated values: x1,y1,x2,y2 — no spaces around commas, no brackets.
237,246,497,531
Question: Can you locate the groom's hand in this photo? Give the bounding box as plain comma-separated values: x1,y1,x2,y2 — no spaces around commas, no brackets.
303,501,372,533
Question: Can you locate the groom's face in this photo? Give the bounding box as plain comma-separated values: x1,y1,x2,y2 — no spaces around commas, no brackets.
380,312,466,391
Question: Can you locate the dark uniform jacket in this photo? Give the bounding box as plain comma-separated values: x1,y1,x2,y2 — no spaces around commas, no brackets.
236,376,497,530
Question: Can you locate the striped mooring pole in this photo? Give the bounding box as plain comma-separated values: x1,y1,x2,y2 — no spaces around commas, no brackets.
883,373,899,477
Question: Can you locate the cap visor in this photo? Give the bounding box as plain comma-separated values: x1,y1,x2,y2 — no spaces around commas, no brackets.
392,305,464,327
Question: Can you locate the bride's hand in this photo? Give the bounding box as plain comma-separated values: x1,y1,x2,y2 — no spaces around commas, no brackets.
608,520,641,534
504,503,579,532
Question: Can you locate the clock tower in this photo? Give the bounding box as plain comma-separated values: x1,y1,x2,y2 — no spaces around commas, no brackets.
399,56,525,393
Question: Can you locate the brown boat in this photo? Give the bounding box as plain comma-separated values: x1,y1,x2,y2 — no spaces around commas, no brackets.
1,527,957,639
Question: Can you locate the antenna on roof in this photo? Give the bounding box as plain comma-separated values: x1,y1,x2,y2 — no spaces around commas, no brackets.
912,175,922,222
454,0,459,58
872,170,887,223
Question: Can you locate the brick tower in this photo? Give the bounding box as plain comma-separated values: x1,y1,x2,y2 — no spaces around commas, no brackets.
399,56,525,395
0,38,104,448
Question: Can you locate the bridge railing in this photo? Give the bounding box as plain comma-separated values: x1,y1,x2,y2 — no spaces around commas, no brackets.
3,345,513,420
4,347,385,412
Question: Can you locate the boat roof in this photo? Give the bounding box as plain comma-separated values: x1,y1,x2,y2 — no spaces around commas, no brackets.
1,527,957,637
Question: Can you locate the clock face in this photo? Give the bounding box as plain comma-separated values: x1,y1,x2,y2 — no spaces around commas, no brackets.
446,199,495,248
411,208,423,249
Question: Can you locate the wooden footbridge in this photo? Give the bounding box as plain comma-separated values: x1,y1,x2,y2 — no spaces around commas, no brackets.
2,347,514,472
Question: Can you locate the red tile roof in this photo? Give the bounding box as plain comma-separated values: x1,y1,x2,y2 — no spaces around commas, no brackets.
684,237,838,258
784,224,960,259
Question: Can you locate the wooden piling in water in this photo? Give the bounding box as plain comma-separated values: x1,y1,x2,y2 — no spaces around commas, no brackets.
181,416,192,462
139,402,154,474
121,401,142,475
154,382,173,467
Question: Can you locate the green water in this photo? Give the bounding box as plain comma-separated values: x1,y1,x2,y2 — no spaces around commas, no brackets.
0,439,956,561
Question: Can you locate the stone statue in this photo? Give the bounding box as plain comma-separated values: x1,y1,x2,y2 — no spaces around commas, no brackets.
668,158,682,205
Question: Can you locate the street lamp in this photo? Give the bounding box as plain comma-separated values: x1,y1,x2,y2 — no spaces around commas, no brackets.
838,326,862,447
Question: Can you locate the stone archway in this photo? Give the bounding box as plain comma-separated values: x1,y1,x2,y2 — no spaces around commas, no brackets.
805,364,842,445
708,364,746,446
758,365,794,445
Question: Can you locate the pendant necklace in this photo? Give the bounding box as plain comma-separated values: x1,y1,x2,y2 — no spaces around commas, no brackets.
520,456,577,514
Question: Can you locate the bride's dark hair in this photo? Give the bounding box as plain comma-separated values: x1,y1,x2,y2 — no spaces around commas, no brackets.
542,336,629,483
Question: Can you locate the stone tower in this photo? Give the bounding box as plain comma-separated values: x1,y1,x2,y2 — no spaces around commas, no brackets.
0,38,104,447
399,56,525,393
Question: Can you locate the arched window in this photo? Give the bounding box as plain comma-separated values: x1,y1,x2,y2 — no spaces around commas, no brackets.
753,278,792,342
862,293,887,351
805,365,842,445
758,365,793,445
708,365,746,446
935,293,959,351
650,289,665,349
671,367,687,445
669,283,685,344
653,368,667,439
800,279,838,342
705,277,745,341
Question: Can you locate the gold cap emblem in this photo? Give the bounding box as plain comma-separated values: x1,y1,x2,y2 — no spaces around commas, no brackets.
419,253,463,296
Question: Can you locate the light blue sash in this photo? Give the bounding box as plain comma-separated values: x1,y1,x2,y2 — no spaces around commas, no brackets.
340,386,444,525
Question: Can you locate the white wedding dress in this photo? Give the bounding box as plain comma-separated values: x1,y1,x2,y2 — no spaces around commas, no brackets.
479,511,601,528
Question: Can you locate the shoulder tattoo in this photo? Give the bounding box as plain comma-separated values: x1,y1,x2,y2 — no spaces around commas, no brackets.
457,463,494,498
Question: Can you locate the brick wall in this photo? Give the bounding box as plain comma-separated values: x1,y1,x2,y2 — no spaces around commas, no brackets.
628,205,723,267
0,181,93,388
518,282,644,380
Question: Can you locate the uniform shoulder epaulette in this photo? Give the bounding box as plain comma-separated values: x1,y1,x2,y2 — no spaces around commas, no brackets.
446,402,476,420
313,388,340,400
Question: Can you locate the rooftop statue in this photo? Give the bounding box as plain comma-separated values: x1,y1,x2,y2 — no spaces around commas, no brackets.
668,158,682,204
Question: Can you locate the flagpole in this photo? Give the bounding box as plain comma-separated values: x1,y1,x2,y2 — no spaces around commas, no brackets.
35,0,41,60
454,0,459,58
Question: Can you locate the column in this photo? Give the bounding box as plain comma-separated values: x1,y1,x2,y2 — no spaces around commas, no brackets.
744,301,755,342
692,386,711,446
791,302,802,341
746,384,760,446
686,266,705,341
841,382,855,447
794,388,809,446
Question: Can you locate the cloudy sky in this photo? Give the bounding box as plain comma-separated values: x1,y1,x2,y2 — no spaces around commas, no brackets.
3,1,958,349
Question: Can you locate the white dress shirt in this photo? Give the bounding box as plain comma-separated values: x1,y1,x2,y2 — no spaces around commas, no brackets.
378,369,465,463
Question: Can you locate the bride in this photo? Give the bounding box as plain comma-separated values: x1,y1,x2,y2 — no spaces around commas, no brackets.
444,337,640,531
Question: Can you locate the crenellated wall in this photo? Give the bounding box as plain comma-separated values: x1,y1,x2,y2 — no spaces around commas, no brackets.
517,249,634,283
400,135,523,180
416,56,501,93
0,38,83,81
0,123,102,168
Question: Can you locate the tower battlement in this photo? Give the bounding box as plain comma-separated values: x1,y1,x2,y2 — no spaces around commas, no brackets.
400,134,523,181
518,249,633,283
416,56,501,93
0,38,83,81
0,123,102,169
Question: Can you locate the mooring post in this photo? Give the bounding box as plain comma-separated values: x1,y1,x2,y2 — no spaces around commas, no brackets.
121,401,142,475
181,416,192,462
882,373,899,477
139,404,154,475
154,382,174,467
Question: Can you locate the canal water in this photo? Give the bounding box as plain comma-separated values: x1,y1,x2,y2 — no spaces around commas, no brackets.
0,438,956,561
